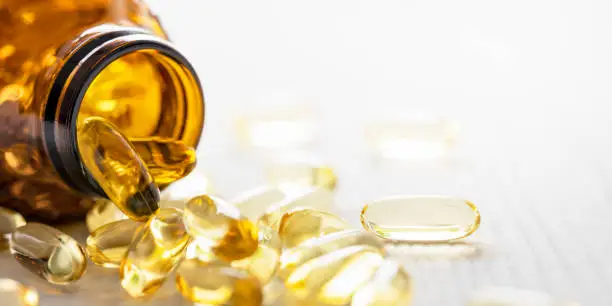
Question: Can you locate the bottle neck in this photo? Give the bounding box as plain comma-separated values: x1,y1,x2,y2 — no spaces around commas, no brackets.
42,25,204,198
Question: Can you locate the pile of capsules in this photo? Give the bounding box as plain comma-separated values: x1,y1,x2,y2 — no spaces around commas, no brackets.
0,117,481,306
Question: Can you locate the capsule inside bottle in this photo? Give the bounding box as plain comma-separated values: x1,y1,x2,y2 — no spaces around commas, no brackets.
361,196,481,242
0,278,39,306
129,137,197,186
10,223,87,285
85,199,128,233
278,208,349,249
0,207,26,250
77,117,160,221
86,219,142,268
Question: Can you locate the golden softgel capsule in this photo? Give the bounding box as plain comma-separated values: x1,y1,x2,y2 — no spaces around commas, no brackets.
351,260,412,306
85,199,128,233
0,207,26,250
10,223,87,285
184,195,259,261
77,117,160,221
86,219,142,268
258,187,334,231
361,196,480,242
120,208,190,297
278,208,349,249
0,278,39,306
176,259,263,305
265,158,337,191
129,137,197,186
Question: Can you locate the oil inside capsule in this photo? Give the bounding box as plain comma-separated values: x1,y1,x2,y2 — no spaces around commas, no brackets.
258,187,334,231
0,207,26,250
10,223,87,285
85,199,128,233
0,278,39,306
265,157,337,191
77,117,160,221
361,196,480,242
184,195,259,261
129,137,197,186
120,208,190,297
278,208,349,249
351,260,412,306
86,219,142,268
176,259,263,305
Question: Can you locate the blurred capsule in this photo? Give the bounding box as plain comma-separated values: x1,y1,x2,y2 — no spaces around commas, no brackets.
467,286,580,306
258,187,334,232
279,229,384,280
10,223,87,285
77,117,159,221
351,260,412,306
265,156,337,191
0,278,39,306
86,219,142,268
184,195,259,261
231,186,289,221
130,137,197,185
361,196,480,242
278,208,349,249
0,207,26,250
120,208,190,297
176,259,263,305
160,169,214,203
85,199,128,233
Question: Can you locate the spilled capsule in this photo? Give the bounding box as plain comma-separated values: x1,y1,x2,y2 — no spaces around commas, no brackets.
278,208,349,249
258,187,334,231
86,219,142,268
85,199,128,233
10,223,87,285
0,207,26,250
351,260,412,306
129,137,197,186
0,278,39,306
361,196,480,242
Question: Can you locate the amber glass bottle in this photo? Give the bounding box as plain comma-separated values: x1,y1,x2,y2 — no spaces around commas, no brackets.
0,0,205,221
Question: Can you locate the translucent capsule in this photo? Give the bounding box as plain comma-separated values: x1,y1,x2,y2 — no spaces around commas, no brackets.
85,199,128,233
77,117,160,221
265,157,337,191
0,278,39,306
231,186,289,221
184,195,259,261
278,208,349,249
160,169,215,203
129,137,197,186
86,219,142,268
258,187,334,232
467,286,581,306
285,245,384,305
279,229,384,280
0,207,26,250
351,260,412,306
176,259,263,305
361,196,481,242
10,223,87,285
120,208,190,297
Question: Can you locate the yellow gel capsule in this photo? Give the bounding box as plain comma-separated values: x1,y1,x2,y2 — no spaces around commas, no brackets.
85,199,128,233
279,229,384,280
278,208,349,249
0,207,26,250
77,117,160,221
129,137,197,186
0,278,39,306
361,196,481,242
265,158,337,191
258,187,334,231
176,259,263,305
120,208,190,297
285,245,384,305
184,195,259,261
351,260,412,306
231,186,289,221
86,219,142,268
10,223,87,285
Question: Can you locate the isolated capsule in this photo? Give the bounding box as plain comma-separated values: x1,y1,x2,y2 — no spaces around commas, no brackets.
86,219,142,268
351,260,412,306
10,223,87,285
278,208,349,249
77,117,159,221
130,137,197,186
265,157,337,191
176,259,263,305
120,208,190,297
361,196,480,242
0,278,39,306
184,195,259,261
0,207,26,250
258,187,334,231
85,199,128,233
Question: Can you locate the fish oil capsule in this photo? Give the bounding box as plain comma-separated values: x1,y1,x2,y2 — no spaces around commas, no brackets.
467,286,580,306
231,186,289,221
120,208,190,297
351,260,412,306
77,117,160,221
285,245,384,305
265,156,337,191
184,195,259,261
176,259,263,305
129,137,197,186
0,278,39,306
278,208,349,249
85,199,128,233
258,187,334,231
86,219,142,268
10,223,87,285
361,196,481,242
0,207,26,250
